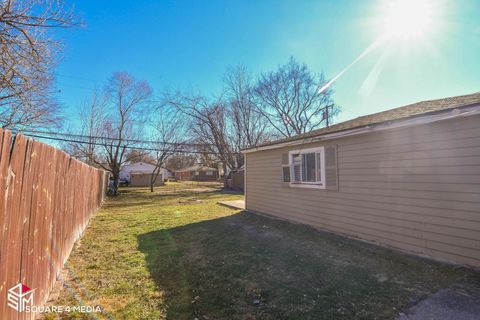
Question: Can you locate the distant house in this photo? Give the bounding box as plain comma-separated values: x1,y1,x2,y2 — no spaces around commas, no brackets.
119,162,171,187
243,92,480,267
175,165,218,181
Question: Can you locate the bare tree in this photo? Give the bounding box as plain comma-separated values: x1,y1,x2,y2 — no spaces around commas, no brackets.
65,89,107,166
223,66,270,148
100,72,152,195
165,67,271,187
166,93,241,187
166,67,271,188
254,57,340,138
125,149,154,164
70,72,152,195
0,0,77,129
165,154,197,172
148,106,185,192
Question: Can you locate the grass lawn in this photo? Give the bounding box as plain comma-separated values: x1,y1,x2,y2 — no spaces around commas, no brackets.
48,181,477,320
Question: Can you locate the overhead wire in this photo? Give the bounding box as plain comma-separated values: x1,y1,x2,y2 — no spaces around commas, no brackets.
12,128,223,148
9,130,242,155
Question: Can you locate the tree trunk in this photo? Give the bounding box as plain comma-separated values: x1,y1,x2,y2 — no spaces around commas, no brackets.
150,173,155,193
112,173,120,196
150,167,161,193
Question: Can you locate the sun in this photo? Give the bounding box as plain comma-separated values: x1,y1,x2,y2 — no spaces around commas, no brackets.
381,0,436,38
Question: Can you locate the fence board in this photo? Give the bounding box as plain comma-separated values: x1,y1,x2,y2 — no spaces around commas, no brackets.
0,131,107,319
0,129,11,318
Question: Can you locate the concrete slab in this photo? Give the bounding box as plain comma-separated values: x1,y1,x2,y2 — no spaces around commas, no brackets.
397,283,480,320
218,200,245,210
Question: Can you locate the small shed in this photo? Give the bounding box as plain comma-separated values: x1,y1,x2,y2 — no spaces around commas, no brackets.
228,166,245,192
130,172,164,187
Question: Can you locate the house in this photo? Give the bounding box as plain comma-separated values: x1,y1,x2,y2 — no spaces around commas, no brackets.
175,165,218,181
242,92,480,267
119,162,170,187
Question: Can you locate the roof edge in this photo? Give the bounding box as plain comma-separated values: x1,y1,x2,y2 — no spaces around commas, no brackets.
242,103,480,154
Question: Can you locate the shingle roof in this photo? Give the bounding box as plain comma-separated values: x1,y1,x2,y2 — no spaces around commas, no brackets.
245,92,480,150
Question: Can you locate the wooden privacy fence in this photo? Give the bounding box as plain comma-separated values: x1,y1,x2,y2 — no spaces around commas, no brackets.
0,129,108,320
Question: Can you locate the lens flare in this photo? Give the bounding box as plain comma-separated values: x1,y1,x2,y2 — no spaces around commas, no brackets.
382,0,435,38
318,0,441,95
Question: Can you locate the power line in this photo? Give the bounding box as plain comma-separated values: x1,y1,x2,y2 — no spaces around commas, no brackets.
10,131,241,155
12,128,227,148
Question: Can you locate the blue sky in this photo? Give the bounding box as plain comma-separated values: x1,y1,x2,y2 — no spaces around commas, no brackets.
56,0,480,127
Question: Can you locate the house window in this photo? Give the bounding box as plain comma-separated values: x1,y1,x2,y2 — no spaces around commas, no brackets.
194,171,200,176
206,171,213,176
288,147,325,188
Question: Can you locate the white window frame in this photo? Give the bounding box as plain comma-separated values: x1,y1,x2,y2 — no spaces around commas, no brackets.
205,171,214,176
288,147,326,189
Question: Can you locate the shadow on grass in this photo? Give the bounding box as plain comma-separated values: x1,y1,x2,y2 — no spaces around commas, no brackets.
137,211,476,320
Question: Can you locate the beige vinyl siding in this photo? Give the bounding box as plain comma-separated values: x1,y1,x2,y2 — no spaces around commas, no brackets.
245,115,480,267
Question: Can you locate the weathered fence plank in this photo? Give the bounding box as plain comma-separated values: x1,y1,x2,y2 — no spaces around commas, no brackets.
0,130,107,319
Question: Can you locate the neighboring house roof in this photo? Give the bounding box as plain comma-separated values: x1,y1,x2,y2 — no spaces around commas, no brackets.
122,162,170,171
123,161,155,167
176,165,217,172
121,162,155,172
121,162,169,177
243,92,480,152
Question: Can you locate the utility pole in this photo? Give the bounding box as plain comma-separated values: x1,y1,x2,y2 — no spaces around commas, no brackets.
324,104,333,127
